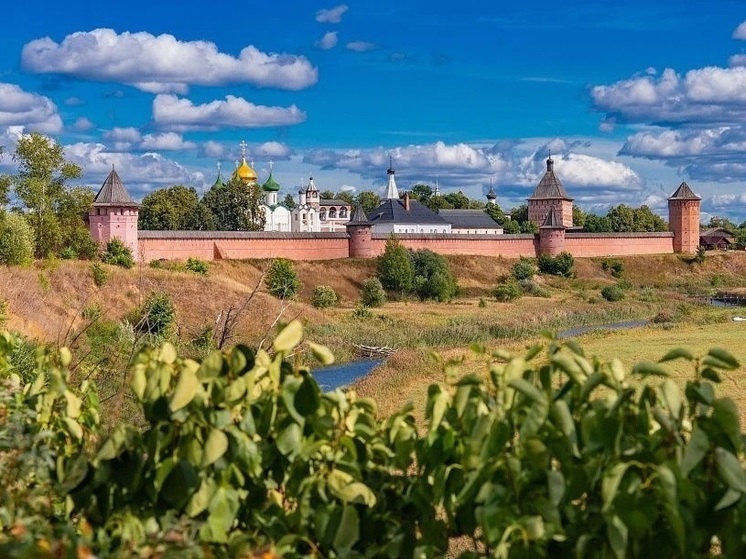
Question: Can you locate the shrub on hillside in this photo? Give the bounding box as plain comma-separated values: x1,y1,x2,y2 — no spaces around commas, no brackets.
519,279,552,298
91,262,108,287
360,277,386,307
185,257,209,275
492,278,522,302
377,236,414,295
101,238,134,269
0,212,35,265
132,292,176,336
512,257,536,281
265,258,301,299
601,258,624,278
312,285,339,309
601,284,625,301
537,251,575,277
410,249,458,302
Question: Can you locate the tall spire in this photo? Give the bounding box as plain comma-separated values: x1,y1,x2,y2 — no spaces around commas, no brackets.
385,157,399,199
435,175,440,197
486,177,497,204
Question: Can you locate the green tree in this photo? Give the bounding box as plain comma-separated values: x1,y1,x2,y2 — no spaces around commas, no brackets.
502,219,521,233
0,212,35,265
484,204,507,225
335,191,355,204
139,185,202,230
442,191,470,209
1,133,94,258
360,277,386,307
101,238,134,269
410,183,433,204
572,204,586,228
510,204,530,224
265,259,301,299
410,249,458,302
281,193,297,210
583,213,612,232
356,191,381,214
202,175,266,231
320,190,336,200
376,236,414,295
706,216,737,233
512,257,536,280
632,205,667,232
312,285,339,308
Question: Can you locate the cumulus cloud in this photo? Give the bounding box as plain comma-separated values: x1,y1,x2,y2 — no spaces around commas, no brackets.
71,117,94,131
201,140,226,158
21,28,318,93
140,132,196,151
152,94,306,131
0,82,62,133
64,96,84,106
103,126,141,150
65,141,205,199
316,31,338,50
303,139,641,207
733,21,746,40
346,41,377,52
316,5,348,23
199,140,292,161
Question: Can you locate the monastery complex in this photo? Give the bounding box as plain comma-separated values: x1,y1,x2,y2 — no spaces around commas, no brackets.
88,150,701,264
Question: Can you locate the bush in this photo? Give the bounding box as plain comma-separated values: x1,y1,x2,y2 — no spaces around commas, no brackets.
91,263,108,287
185,257,209,275
265,258,301,299
519,279,552,298
601,284,625,301
601,258,624,278
537,251,575,277
101,238,134,269
0,212,35,265
492,279,522,302
352,304,373,319
411,249,458,302
58,246,77,260
360,277,386,307
312,285,339,309
694,245,706,264
134,292,176,336
512,257,536,281
377,236,414,295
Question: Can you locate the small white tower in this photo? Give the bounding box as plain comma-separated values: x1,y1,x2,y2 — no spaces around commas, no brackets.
385,156,399,200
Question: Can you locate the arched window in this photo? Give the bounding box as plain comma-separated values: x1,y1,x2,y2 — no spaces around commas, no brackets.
340,207,347,218
329,207,337,219
320,210,327,221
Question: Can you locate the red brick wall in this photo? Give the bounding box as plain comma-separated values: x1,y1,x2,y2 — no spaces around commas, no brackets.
564,233,673,257
370,234,539,257
138,233,349,262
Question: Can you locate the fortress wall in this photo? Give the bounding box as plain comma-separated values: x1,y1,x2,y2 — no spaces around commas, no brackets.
564,233,674,257
138,232,350,262
371,234,538,258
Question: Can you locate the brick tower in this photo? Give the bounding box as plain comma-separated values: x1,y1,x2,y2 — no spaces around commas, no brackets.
538,208,566,256
346,203,376,258
88,166,140,261
528,156,573,229
667,182,701,254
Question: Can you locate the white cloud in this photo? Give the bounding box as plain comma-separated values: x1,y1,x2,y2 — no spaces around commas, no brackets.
201,140,226,158
64,96,84,106
316,5,348,23
0,82,62,133
65,141,205,199
103,126,141,150
733,21,746,40
346,41,377,52
71,117,94,131
21,28,318,93
152,94,306,131
140,132,196,151
316,31,338,50
255,141,292,158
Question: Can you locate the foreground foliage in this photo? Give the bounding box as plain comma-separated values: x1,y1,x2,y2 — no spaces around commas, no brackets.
1,324,746,558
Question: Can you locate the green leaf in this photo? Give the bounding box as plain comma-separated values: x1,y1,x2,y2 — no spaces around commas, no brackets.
281,377,305,425
609,358,626,383
551,353,588,384
682,425,710,477
658,348,693,363
713,398,742,451
161,459,198,509
547,470,565,507
602,462,633,514
701,368,722,383
427,385,449,433
715,447,746,493
333,505,360,553
276,423,302,457
65,389,82,419
715,488,742,511
273,320,303,353
307,341,335,365
508,378,546,405
327,469,377,506
170,366,201,412
185,478,217,518
131,365,146,400
64,417,83,441
660,379,682,421
706,347,740,370
521,516,546,541
632,361,669,378
201,429,228,467
606,514,628,559
159,342,177,364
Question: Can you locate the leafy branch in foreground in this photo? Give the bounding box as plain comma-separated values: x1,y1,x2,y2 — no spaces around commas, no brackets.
0,325,745,557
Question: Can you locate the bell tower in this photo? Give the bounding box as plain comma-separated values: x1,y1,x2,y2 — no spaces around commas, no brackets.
667,182,701,254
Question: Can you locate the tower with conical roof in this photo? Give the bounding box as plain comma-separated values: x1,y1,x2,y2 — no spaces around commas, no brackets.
527,155,573,228
346,203,375,258
212,162,225,189
385,156,399,200
668,182,701,253
538,207,567,256
262,161,281,207
88,165,141,261
236,140,258,184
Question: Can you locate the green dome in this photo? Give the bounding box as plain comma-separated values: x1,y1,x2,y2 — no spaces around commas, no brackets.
262,172,281,192
212,171,225,189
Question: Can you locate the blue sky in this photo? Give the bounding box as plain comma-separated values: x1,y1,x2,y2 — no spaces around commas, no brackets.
2,0,746,221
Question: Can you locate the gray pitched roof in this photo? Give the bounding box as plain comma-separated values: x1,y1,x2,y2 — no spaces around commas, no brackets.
438,209,501,229
529,158,572,200
668,182,700,200
367,198,448,225
320,199,352,206
348,203,370,225
540,208,565,228
93,168,139,207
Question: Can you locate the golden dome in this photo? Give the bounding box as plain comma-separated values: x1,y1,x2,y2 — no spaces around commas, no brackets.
237,157,257,183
